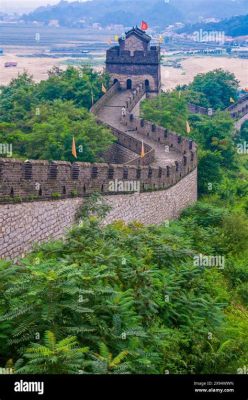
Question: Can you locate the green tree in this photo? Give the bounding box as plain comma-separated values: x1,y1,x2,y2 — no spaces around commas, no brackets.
187,69,239,110
0,68,113,162
141,91,189,134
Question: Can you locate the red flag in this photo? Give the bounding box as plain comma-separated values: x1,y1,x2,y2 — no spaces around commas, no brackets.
141,21,148,30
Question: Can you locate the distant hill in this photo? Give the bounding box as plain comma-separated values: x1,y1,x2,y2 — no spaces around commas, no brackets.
22,0,248,29
178,14,248,37
22,0,183,28
171,0,248,21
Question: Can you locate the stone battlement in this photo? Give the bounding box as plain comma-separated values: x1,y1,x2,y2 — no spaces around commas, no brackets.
122,113,197,157
106,47,160,65
0,148,195,202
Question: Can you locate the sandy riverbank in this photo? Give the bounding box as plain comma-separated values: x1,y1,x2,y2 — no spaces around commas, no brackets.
1,48,248,90
161,56,248,90
0,49,67,85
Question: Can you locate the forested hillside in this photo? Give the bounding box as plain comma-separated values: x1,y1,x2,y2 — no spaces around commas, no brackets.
0,67,114,162
23,0,183,28
179,14,248,37
22,0,248,28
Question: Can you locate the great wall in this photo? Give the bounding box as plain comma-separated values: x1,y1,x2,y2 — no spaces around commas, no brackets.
0,27,248,260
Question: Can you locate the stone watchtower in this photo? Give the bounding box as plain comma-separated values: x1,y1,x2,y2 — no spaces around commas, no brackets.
106,27,161,93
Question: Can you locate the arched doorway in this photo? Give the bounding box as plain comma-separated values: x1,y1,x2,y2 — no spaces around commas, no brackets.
127,79,132,89
113,78,118,84
145,79,150,90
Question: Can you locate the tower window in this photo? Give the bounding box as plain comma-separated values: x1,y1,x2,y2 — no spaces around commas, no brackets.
127,79,132,90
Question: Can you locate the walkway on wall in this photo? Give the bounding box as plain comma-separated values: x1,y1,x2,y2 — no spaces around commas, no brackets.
235,114,248,131
95,89,182,167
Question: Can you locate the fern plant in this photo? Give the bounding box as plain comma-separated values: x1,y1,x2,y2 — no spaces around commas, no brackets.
87,343,130,374
15,331,89,374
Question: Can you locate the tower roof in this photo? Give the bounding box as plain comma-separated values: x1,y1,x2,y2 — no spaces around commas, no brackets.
121,26,151,43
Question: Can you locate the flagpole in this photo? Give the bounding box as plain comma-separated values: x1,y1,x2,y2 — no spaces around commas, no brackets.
91,88,94,106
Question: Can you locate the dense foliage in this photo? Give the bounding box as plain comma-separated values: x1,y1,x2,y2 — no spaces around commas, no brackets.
0,195,248,374
141,69,239,195
0,67,114,162
179,69,239,110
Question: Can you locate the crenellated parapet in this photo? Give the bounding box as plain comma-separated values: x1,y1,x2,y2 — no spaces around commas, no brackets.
124,82,146,111
0,149,196,203
106,47,160,65
122,113,197,156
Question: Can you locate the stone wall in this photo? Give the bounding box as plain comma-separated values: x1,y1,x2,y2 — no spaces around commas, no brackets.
121,36,147,52
106,48,160,65
188,94,248,119
102,143,137,164
104,168,197,225
107,69,159,93
0,169,197,260
90,81,120,114
0,150,196,201
0,198,82,260
227,94,248,118
188,103,210,115
0,82,197,202
122,113,197,155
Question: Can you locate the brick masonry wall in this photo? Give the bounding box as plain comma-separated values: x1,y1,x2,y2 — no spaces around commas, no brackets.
0,198,82,260
104,168,197,225
102,143,137,164
121,36,147,52
0,169,197,260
